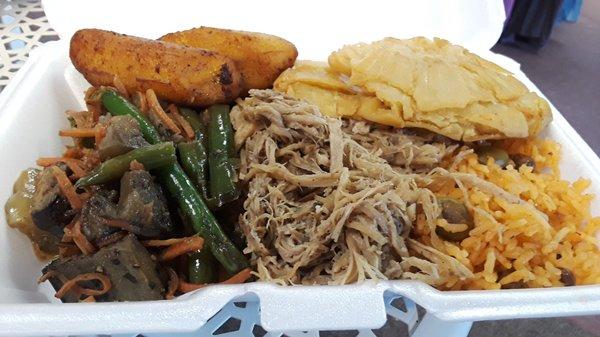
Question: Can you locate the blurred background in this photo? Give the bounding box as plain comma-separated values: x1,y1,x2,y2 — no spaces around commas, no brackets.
1,0,599,336
491,0,600,157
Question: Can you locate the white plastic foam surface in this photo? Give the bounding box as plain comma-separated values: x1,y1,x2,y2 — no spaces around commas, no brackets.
42,0,506,58
1,1,600,335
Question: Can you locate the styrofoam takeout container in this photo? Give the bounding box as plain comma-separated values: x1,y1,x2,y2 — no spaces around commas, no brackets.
1,0,600,335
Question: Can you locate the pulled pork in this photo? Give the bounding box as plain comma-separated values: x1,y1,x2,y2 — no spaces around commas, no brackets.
342,120,459,173
231,90,471,285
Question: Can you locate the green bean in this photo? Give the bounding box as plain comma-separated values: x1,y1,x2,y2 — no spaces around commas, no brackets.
75,142,176,187
155,166,248,274
208,105,240,208
101,90,248,274
178,141,219,209
178,108,210,200
208,105,236,158
179,108,207,144
188,248,217,284
181,105,239,209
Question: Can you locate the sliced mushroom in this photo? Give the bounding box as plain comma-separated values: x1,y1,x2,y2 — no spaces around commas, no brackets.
98,115,150,160
80,194,120,245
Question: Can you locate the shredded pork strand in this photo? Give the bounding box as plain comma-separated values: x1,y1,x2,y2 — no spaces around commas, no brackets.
342,120,459,172
232,90,468,285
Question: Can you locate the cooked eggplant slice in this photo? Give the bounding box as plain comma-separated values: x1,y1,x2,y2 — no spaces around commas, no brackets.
6,168,61,256
117,170,173,238
43,234,164,302
30,167,75,238
98,115,150,160
80,194,119,244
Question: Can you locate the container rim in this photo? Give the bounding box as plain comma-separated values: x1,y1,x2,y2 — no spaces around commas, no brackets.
2,32,600,337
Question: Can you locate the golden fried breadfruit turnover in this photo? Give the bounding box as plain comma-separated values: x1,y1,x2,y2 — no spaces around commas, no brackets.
274,37,552,141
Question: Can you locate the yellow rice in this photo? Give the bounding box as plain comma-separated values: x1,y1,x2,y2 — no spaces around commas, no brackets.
415,138,600,290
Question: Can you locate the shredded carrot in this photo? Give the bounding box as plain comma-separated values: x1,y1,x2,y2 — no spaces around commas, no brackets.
39,270,69,284
166,268,179,300
94,126,107,147
62,226,74,243
141,237,189,247
59,244,80,258
217,267,230,282
113,76,129,98
85,104,101,123
81,296,96,303
60,232,74,244
168,105,195,140
38,158,87,178
221,268,252,285
55,273,112,299
63,147,84,159
133,91,148,115
79,192,91,203
66,162,87,179
129,160,145,171
37,157,68,167
178,279,206,293
146,89,181,134
62,218,93,254
71,218,96,255
59,128,97,138
160,236,205,261
89,103,102,123
50,166,82,209
178,268,252,293
37,270,57,284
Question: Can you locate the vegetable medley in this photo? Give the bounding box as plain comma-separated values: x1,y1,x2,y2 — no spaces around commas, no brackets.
7,85,255,301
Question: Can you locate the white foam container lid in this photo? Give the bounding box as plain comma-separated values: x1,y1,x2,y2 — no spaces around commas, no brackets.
1,0,600,335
